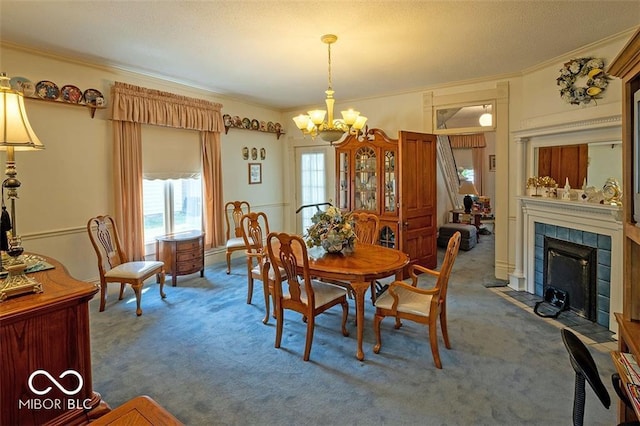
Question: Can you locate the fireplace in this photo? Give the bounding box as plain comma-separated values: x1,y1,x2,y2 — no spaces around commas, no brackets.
520,204,621,331
543,236,597,321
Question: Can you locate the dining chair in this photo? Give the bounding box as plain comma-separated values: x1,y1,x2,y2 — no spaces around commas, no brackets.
265,231,350,361
348,211,381,302
240,211,286,324
349,211,380,245
224,200,251,274
87,215,166,316
373,231,461,368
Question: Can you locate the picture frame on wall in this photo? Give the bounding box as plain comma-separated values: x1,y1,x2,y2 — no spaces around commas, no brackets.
489,154,496,172
248,163,262,184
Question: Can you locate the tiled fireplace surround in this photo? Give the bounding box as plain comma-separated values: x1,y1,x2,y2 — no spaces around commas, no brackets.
509,112,623,334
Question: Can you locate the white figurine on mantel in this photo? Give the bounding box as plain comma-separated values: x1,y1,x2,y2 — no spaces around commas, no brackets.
562,177,572,200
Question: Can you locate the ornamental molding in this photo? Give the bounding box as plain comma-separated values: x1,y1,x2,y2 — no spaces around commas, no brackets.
518,196,623,224
513,114,621,140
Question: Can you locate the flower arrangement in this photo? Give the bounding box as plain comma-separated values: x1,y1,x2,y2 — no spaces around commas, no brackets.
527,176,557,196
557,57,611,106
304,206,356,253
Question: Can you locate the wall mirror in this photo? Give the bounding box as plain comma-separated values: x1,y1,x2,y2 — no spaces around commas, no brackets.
434,103,495,134
534,141,622,189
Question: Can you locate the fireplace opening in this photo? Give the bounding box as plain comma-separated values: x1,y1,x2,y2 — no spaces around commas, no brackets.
543,236,597,321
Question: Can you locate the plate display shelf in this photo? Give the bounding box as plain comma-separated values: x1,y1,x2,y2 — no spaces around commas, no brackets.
24,95,106,118
223,124,285,140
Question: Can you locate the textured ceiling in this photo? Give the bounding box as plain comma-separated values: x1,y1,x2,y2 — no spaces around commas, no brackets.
1,1,639,110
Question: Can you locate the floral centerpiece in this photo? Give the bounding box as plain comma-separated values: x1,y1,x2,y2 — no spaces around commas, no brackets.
526,176,557,197
304,206,356,253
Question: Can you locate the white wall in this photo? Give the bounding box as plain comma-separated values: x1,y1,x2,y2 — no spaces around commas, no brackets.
1,26,634,285
1,44,287,281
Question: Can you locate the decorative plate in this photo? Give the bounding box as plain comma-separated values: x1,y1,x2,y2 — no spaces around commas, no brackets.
232,116,242,127
223,114,232,127
242,118,251,129
260,148,266,160
10,76,35,97
251,147,258,160
274,123,282,133
260,121,266,131
267,121,275,132
35,80,60,100
60,85,83,103
251,119,259,130
83,88,103,105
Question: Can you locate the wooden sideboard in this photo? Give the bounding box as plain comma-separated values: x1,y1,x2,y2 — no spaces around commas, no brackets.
0,254,109,425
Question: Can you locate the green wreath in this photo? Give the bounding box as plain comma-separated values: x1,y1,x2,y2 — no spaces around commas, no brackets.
557,57,611,105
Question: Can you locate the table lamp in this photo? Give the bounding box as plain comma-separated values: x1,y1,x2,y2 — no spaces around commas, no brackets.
458,180,479,214
0,72,44,301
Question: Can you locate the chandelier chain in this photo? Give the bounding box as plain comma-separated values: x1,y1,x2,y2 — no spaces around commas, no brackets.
327,42,332,91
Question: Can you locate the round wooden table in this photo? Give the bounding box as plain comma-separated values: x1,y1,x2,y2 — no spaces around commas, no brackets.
290,242,410,361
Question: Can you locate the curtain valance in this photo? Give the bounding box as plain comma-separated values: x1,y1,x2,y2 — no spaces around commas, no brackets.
449,134,486,149
111,81,223,132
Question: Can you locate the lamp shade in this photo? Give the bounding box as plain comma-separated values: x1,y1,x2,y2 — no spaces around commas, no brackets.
0,74,44,151
458,180,478,196
479,112,493,127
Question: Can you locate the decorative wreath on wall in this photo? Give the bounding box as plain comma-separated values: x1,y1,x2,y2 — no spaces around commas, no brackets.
556,57,611,106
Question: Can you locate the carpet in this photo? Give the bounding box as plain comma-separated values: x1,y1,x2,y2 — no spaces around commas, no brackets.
88,233,617,425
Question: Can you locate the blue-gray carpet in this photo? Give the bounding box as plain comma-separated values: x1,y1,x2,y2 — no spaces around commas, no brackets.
89,234,617,425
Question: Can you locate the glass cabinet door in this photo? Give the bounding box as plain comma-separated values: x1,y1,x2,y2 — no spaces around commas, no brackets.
379,225,396,248
383,149,396,213
355,146,377,211
338,151,350,210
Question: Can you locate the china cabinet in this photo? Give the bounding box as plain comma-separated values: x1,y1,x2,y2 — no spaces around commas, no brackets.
335,128,438,269
608,27,640,423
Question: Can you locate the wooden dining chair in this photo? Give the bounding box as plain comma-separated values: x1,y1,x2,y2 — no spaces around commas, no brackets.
240,211,286,324
373,231,461,368
224,200,250,274
265,231,350,361
349,211,380,245
348,211,381,302
87,215,166,316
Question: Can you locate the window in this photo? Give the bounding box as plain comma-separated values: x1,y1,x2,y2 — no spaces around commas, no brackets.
299,151,326,232
141,125,202,251
143,177,202,244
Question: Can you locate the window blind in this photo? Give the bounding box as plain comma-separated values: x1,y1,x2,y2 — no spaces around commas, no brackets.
142,124,201,180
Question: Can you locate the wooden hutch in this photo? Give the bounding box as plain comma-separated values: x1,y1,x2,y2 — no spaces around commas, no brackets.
608,27,640,423
334,128,438,269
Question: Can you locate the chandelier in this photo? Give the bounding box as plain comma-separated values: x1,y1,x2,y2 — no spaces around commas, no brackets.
292,34,367,143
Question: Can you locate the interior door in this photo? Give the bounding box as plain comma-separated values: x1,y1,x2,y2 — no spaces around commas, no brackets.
295,146,335,235
399,131,437,269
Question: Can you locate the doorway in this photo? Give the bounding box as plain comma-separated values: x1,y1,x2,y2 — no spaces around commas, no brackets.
294,146,335,235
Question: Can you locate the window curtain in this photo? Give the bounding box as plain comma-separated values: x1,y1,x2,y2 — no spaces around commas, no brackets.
111,82,225,258
450,133,486,196
201,131,224,248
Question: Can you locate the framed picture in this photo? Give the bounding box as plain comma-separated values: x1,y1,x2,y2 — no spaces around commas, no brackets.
489,154,496,172
248,163,262,184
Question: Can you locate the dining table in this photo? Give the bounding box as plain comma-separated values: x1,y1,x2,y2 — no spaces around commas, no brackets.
288,241,410,361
